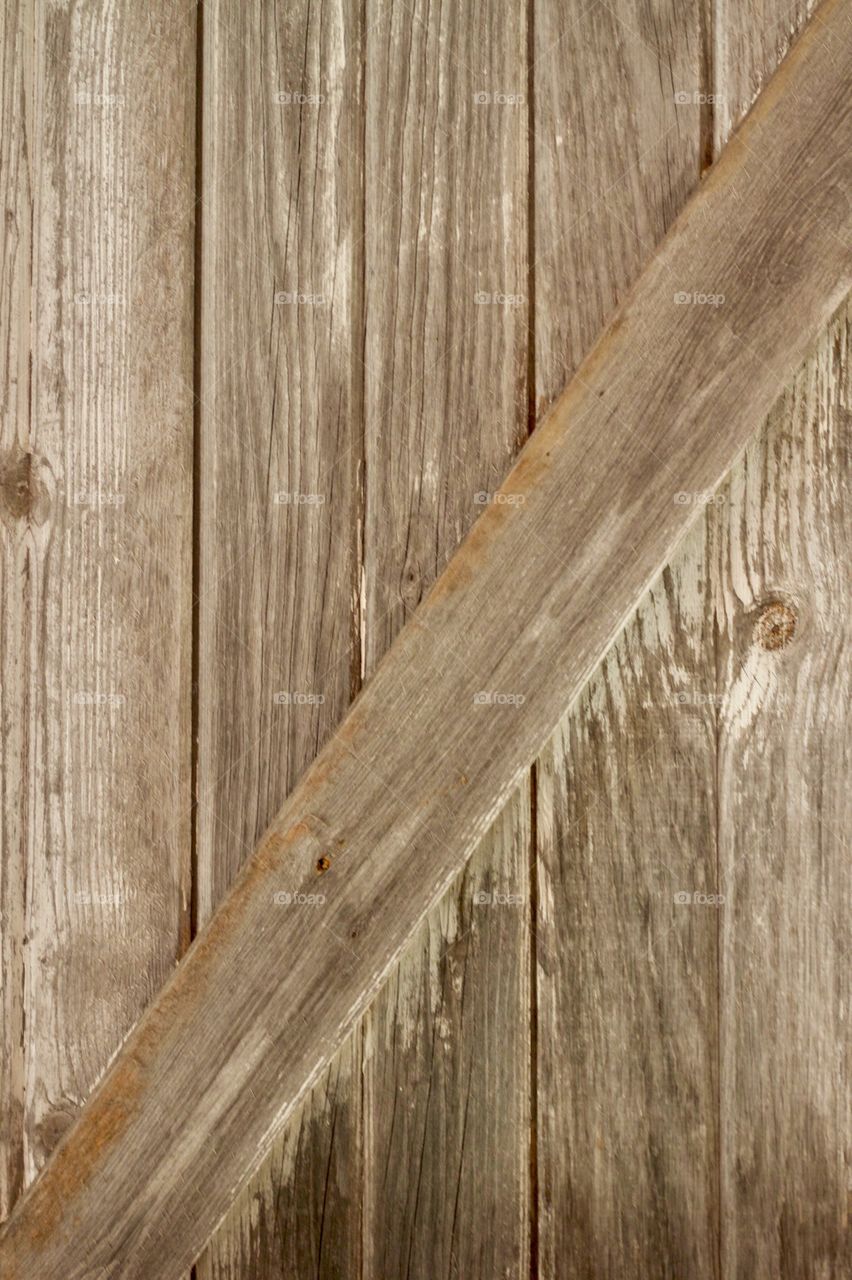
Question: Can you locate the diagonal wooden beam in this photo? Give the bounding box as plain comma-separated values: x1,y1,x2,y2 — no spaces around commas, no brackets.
2,0,851,1274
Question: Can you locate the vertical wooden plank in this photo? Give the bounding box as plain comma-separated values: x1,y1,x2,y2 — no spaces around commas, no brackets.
361,1,530,1275
712,0,813,153
196,0,364,1275
0,0,195,1207
363,792,531,1280
714,5,850,1272
536,547,720,1277
533,3,721,1275
714,303,851,1280
0,0,33,1220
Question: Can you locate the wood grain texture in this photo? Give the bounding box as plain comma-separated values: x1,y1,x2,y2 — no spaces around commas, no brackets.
0,0,33,1220
536,531,719,1278
712,2,850,1273
199,1039,361,1280
0,6,850,1272
364,791,531,1280
195,0,364,1275
715,301,851,1280
0,0,195,1219
533,0,702,418
532,2,720,1274
362,0,530,1274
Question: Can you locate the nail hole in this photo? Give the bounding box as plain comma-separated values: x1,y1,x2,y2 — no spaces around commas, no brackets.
754,601,798,651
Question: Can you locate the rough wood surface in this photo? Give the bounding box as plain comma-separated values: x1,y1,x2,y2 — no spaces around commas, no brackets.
361,1,530,1275
0,5,850,1273
364,792,531,1279
532,5,720,1272
0,0,195,1222
195,0,364,1275
712,2,851,1273
715,300,851,1280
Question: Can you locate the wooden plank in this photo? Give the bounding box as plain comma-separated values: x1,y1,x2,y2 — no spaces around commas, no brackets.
713,0,814,153
194,0,364,1276
0,0,195,1221
0,9,849,1272
199,1038,361,1280
715,300,851,1280
0,0,32,1220
712,3,851,1272
536,534,719,1277
532,2,721,1273
361,0,530,1274
364,792,531,1278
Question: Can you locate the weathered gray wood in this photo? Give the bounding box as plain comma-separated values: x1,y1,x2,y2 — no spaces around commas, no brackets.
536,535,720,1277
198,1041,361,1280
364,793,531,1279
0,0,32,1220
533,3,721,1271
194,0,364,1275
361,0,530,1274
712,3,851,1273
0,7,850,1271
0,0,195,1224
715,300,851,1280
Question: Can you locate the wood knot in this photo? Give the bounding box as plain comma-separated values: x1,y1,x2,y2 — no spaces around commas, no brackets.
0,447,52,526
754,601,797,651
315,855,331,875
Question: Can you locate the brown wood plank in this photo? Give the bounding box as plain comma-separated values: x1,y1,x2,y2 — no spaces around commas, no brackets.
0,0,32,1220
361,0,530,1274
194,0,364,1275
199,1040,361,1280
364,792,531,1278
713,2,851,1272
536,536,720,1277
0,0,195,1221
715,300,851,1280
0,7,849,1271
532,2,721,1274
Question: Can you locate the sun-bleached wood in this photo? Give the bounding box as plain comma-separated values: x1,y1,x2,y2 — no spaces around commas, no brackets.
711,2,851,1273
194,0,365,1274
0,0,195,1226
0,3,850,1273
532,2,720,1271
361,1,531,1274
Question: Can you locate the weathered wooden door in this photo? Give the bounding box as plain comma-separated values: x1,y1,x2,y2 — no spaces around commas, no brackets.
1,0,848,1276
